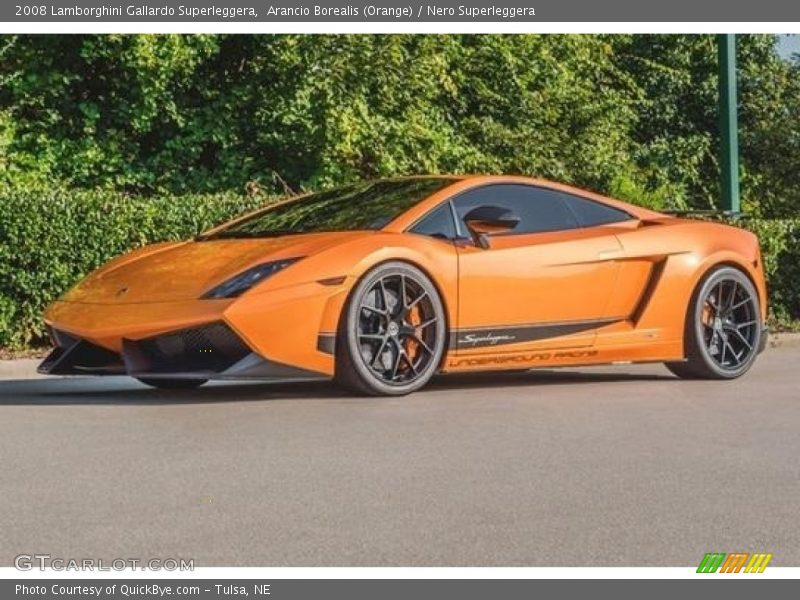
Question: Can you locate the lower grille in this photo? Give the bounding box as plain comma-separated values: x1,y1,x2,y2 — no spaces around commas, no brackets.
123,322,251,374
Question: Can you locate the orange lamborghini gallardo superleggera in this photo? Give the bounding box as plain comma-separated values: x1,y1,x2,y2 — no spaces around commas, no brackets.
40,175,768,395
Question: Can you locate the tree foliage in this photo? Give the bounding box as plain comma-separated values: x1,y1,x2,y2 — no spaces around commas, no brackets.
1,34,800,349
1,34,796,215
0,187,263,348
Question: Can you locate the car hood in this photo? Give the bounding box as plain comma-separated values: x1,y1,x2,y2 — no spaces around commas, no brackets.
61,231,369,304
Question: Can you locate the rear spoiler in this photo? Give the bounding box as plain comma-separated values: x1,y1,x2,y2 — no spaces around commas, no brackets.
660,209,747,220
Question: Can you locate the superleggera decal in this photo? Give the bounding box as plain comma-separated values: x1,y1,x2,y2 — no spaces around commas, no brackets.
452,318,622,349
458,332,516,346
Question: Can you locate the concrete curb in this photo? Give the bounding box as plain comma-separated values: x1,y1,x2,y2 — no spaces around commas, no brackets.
767,331,800,348
2,332,799,380
0,358,45,380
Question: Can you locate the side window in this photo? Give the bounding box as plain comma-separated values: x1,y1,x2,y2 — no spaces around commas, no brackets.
409,202,457,241
560,193,632,227
452,184,579,235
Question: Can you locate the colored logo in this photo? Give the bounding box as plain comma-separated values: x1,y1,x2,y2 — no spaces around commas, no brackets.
697,552,773,573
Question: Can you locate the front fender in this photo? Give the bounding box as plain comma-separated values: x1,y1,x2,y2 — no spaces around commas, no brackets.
225,233,459,376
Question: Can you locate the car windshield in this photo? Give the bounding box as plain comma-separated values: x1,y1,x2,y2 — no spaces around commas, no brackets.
202,178,456,239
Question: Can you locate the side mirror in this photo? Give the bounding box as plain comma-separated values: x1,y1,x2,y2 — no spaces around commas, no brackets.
463,205,520,249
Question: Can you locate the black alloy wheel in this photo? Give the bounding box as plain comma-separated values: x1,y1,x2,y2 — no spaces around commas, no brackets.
335,262,446,396
666,266,762,380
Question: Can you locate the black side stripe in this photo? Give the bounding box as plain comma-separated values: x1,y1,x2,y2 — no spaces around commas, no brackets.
320,318,622,353
450,318,623,349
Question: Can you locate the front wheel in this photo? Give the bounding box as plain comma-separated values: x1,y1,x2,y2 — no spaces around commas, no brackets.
665,266,762,380
335,262,447,396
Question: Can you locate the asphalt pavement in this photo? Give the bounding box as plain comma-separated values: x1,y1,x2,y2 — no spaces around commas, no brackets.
1,346,798,567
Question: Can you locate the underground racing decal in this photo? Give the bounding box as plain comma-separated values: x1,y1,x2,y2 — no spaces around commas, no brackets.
448,349,599,368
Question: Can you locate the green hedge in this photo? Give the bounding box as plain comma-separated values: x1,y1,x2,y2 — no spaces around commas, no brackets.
742,218,800,329
0,188,798,350
0,188,264,349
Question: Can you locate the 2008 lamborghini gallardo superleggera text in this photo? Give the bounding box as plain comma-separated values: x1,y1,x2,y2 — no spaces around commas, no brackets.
39,175,768,396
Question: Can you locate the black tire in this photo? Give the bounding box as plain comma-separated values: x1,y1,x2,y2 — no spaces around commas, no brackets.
136,378,208,389
335,261,447,396
665,266,762,380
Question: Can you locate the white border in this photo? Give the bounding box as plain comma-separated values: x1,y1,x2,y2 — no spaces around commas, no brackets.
0,17,797,582
1,22,800,34
2,567,800,579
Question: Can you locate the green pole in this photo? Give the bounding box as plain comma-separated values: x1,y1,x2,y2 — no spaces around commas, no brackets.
717,34,740,214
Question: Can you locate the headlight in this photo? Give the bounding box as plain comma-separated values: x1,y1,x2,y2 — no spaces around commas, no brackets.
201,258,302,299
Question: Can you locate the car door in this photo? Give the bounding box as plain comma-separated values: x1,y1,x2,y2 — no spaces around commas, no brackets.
452,184,625,353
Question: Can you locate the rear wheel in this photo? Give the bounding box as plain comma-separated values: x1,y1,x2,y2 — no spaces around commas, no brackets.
335,262,446,396
136,378,208,389
665,266,761,380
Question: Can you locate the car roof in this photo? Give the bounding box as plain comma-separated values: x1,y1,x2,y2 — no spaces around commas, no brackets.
382,174,664,232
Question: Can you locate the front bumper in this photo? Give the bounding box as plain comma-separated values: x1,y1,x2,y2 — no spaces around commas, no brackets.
43,277,346,378
38,321,324,381
43,298,232,351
